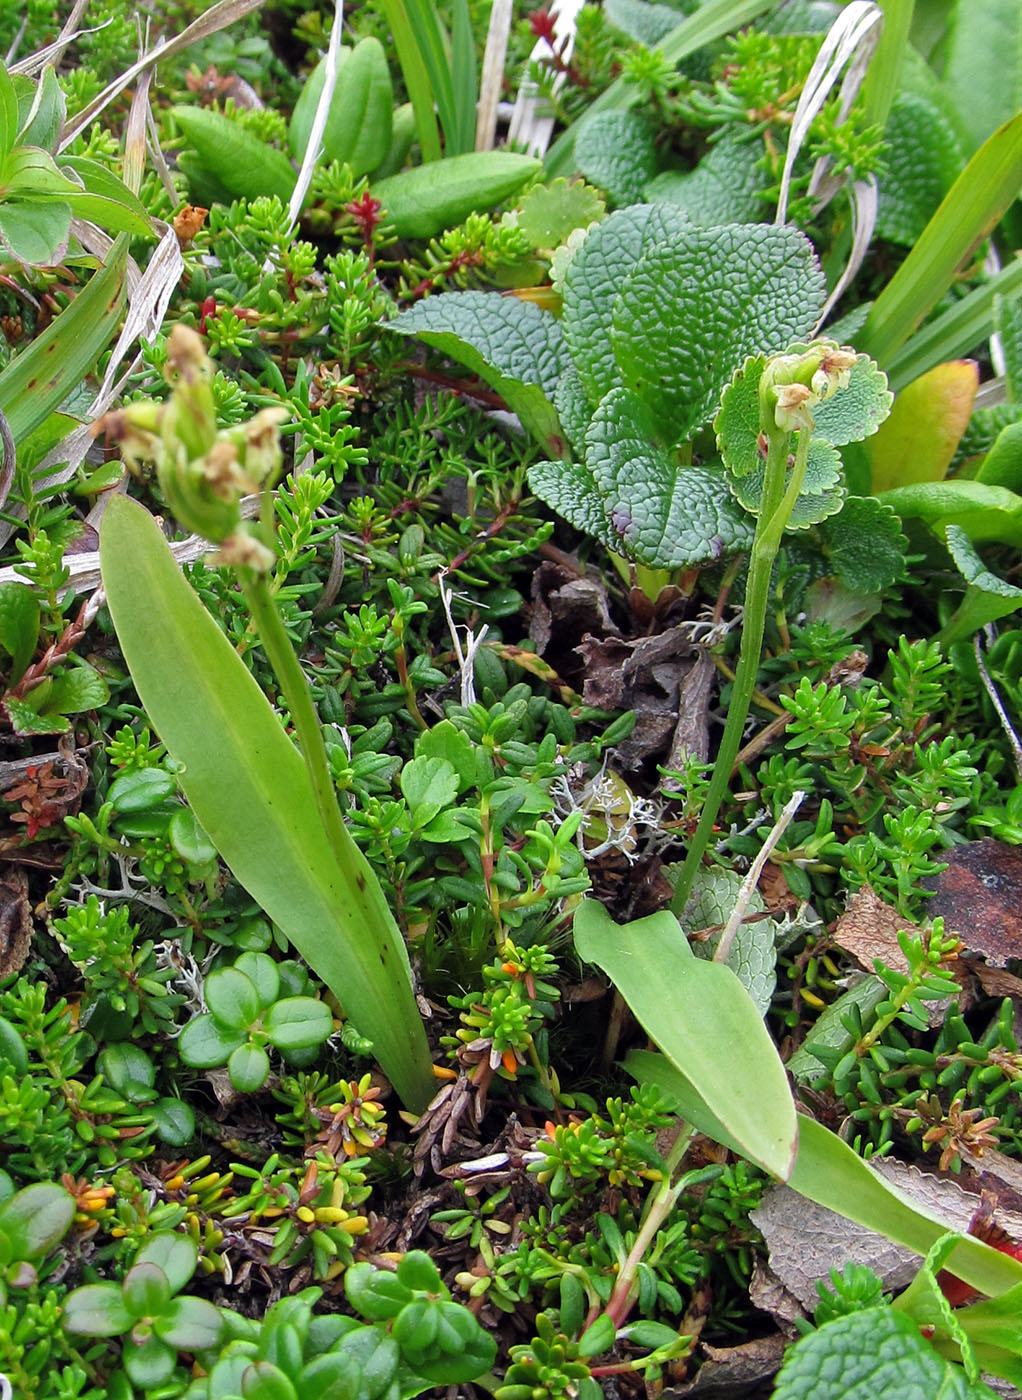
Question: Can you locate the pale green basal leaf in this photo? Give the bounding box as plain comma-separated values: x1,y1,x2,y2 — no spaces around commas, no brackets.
612,225,826,442
945,524,1022,601
18,67,65,151
975,423,1022,493
99,494,434,1111
773,1307,997,1400
584,388,755,566
645,130,764,227
817,496,908,593
942,0,1022,152
0,199,70,265
728,438,845,530
0,63,19,160
877,480,1022,547
0,582,39,683
575,110,657,208
389,291,568,453
562,204,691,409
574,899,798,1179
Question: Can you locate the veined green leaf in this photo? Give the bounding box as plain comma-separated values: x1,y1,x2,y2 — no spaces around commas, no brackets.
859,113,1022,367
0,234,127,444
574,900,798,1179
99,495,434,1111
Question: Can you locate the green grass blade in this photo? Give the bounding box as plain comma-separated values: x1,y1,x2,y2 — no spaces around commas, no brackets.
99,494,435,1112
859,112,1022,367
885,255,1022,392
860,0,915,132
451,0,479,154
0,235,127,444
402,0,461,153
543,0,775,178
376,0,442,162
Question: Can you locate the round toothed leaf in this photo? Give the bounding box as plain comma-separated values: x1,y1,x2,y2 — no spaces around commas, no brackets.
945,525,1022,598
811,354,892,446
727,438,845,528
611,223,825,442
818,497,908,593
554,363,593,454
715,353,767,478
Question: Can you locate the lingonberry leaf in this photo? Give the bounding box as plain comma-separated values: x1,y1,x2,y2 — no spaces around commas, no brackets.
233,951,281,1009
611,224,825,441
388,291,568,452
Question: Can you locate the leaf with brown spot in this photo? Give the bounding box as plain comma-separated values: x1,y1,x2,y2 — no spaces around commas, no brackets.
0,863,32,976
832,885,914,974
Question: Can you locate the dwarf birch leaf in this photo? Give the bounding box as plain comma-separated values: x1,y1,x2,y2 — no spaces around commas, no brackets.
527,458,621,553
585,388,755,566
818,497,908,593
562,204,691,407
646,130,764,226
389,291,567,452
574,899,798,1179
575,111,658,208
728,439,845,529
976,422,1022,493
612,224,825,441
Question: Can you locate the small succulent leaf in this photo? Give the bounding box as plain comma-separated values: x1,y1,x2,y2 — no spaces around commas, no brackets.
773,1307,995,1400
575,110,658,207
554,363,593,453
389,291,567,451
0,1183,74,1260
875,93,964,246
392,1299,440,1355
228,1041,272,1093
817,497,908,593
611,224,826,441
123,1261,172,1319
240,1361,299,1400
264,997,334,1051
205,967,261,1030
810,354,893,447
584,388,755,566
516,177,605,248
0,198,70,266
299,1351,363,1399
527,458,622,554
336,1324,400,1390
232,952,280,1009
727,438,845,529
63,1282,134,1336
877,480,1022,546
124,1332,178,1389
0,582,39,682
178,1014,247,1068
135,1233,198,1295
35,660,108,715
645,128,763,226
574,900,798,1178
396,1250,444,1294
0,1016,28,1076
562,203,691,407
151,1097,196,1148
155,1294,225,1351
868,360,977,492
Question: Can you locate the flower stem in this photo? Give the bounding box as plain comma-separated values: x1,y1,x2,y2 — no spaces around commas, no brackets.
671,427,810,916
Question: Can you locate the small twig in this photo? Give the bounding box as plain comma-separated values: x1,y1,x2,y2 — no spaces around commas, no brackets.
476,0,513,151
975,630,1022,783
715,790,806,965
